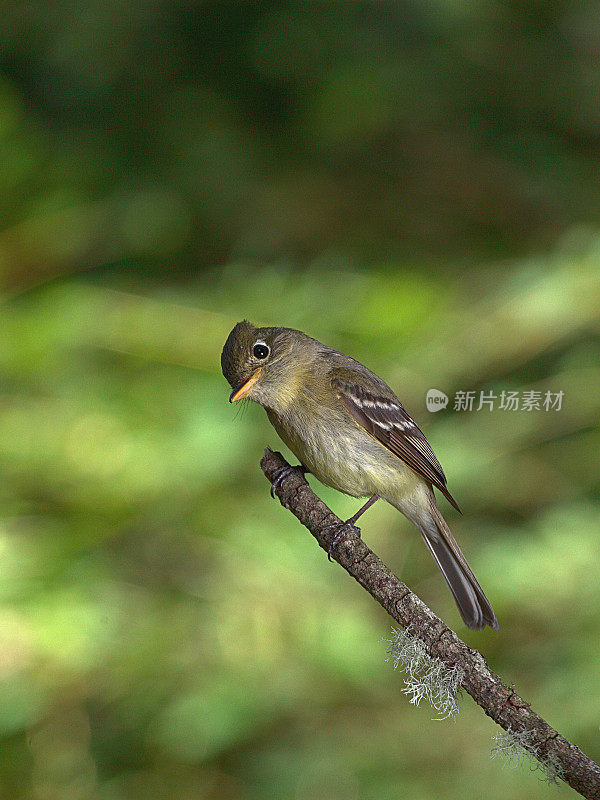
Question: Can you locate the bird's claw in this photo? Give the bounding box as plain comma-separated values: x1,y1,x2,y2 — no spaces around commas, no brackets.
270,465,306,498
323,520,362,561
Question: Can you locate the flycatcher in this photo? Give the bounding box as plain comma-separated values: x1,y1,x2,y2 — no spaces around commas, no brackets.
221,320,498,631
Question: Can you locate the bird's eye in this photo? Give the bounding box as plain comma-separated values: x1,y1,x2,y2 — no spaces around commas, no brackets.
253,343,270,359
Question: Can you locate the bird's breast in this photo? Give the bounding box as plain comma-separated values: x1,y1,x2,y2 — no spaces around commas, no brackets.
265,404,420,500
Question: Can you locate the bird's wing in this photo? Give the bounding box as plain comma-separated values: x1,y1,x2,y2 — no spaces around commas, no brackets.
332,377,460,512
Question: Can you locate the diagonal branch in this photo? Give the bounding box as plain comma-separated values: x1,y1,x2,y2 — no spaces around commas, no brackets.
261,447,600,800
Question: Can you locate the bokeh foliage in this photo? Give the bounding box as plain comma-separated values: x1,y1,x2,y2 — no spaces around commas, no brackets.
1,3,599,799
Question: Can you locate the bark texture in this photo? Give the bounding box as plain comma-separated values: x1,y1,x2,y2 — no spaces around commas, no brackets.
261,447,600,800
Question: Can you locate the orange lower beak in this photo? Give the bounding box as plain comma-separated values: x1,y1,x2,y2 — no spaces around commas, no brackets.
229,368,262,402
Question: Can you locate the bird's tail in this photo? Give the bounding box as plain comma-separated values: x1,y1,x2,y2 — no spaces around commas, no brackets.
418,493,498,631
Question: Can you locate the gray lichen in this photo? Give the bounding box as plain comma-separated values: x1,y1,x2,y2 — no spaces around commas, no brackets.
385,627,464,720
491,727,564,784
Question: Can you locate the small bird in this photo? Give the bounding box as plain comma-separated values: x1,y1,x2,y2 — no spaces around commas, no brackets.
221,320,498,631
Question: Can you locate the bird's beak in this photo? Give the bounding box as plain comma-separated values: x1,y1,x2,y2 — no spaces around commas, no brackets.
229,368,262,402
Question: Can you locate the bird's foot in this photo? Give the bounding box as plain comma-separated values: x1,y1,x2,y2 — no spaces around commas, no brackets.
270,464,307,498
322,520,362,561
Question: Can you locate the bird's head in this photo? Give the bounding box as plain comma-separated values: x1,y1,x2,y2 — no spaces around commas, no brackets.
221,320,315,410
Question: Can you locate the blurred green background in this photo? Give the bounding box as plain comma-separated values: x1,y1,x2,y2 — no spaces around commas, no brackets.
1,3,599,799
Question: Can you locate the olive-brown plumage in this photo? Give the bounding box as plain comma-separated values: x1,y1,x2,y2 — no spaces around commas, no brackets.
221,320,498,631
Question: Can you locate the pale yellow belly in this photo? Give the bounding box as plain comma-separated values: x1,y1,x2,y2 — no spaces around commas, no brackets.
266,405,423,504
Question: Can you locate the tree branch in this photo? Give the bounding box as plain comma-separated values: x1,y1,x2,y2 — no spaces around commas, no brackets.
261,447,600,800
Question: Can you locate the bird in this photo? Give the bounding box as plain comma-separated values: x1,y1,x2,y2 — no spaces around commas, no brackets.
221,320,498,631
